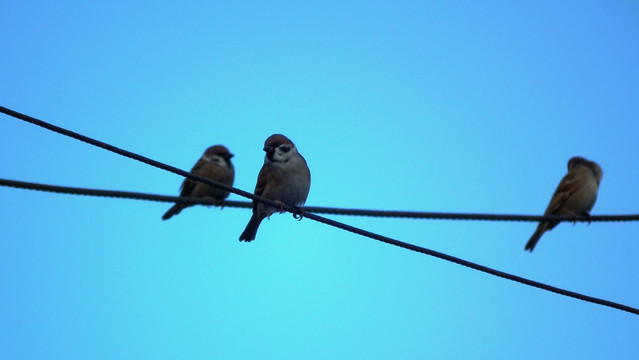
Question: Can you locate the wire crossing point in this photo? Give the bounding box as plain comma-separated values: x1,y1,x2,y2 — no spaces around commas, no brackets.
1,105,638,316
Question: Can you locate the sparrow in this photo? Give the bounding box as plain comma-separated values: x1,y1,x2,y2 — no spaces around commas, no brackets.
239,134,311,241
162,145,235,220
525,156,603,252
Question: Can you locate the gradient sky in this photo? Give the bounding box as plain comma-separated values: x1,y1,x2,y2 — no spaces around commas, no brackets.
2,1,639,359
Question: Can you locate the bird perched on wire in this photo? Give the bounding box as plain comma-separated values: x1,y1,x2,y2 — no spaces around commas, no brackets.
239,134,311,242
525,156,603,252
162,145,235,220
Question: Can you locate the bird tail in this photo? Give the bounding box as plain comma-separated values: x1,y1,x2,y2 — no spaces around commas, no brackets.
524,225,546,252
162,204,184,220
239,214,262,242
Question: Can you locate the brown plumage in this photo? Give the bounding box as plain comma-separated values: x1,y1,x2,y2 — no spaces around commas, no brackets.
162,145,235,220
239,134,311,241
525,156,603,252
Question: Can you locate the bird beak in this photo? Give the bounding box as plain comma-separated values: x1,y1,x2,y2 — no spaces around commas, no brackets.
263,146,274,152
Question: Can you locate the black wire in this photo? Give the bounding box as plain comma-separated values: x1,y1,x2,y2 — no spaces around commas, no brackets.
0,178,251,208
1,178,638,222
300,211,639,315
2,105,638,316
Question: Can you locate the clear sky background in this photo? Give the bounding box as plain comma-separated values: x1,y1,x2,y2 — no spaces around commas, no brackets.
2,1,639,359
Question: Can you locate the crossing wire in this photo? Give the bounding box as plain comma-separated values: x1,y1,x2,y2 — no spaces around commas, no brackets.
1,178,638,223
1,105,637,316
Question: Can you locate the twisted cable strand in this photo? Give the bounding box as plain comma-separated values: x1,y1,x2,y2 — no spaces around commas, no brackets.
2,105,637,315
1,177,638,222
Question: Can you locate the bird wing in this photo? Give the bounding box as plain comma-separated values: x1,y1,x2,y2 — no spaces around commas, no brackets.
254,164,273,198
252,163,275,211
545,171,580,215
178,158,207,196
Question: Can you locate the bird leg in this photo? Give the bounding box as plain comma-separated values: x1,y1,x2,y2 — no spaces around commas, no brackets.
584,212,592,225
293,207,305,221
274,200,287,214
203,196,224,208
563,211,579,226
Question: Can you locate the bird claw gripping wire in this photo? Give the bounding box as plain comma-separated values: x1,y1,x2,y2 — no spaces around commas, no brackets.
274,200,287,214
2,105,639,316
293,207,305,221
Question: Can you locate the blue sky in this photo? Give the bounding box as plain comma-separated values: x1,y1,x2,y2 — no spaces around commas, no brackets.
2,1,639,358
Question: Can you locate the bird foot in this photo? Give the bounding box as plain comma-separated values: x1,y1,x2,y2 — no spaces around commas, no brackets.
569,212,591,226
293,208,305,221
274,200,287,214
203,196,224,208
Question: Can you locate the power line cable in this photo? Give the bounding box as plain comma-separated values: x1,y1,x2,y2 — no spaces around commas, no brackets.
2,179,636,315
1,106,305,214
0,178,249,208
2,105,637,315
1,178,638,222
